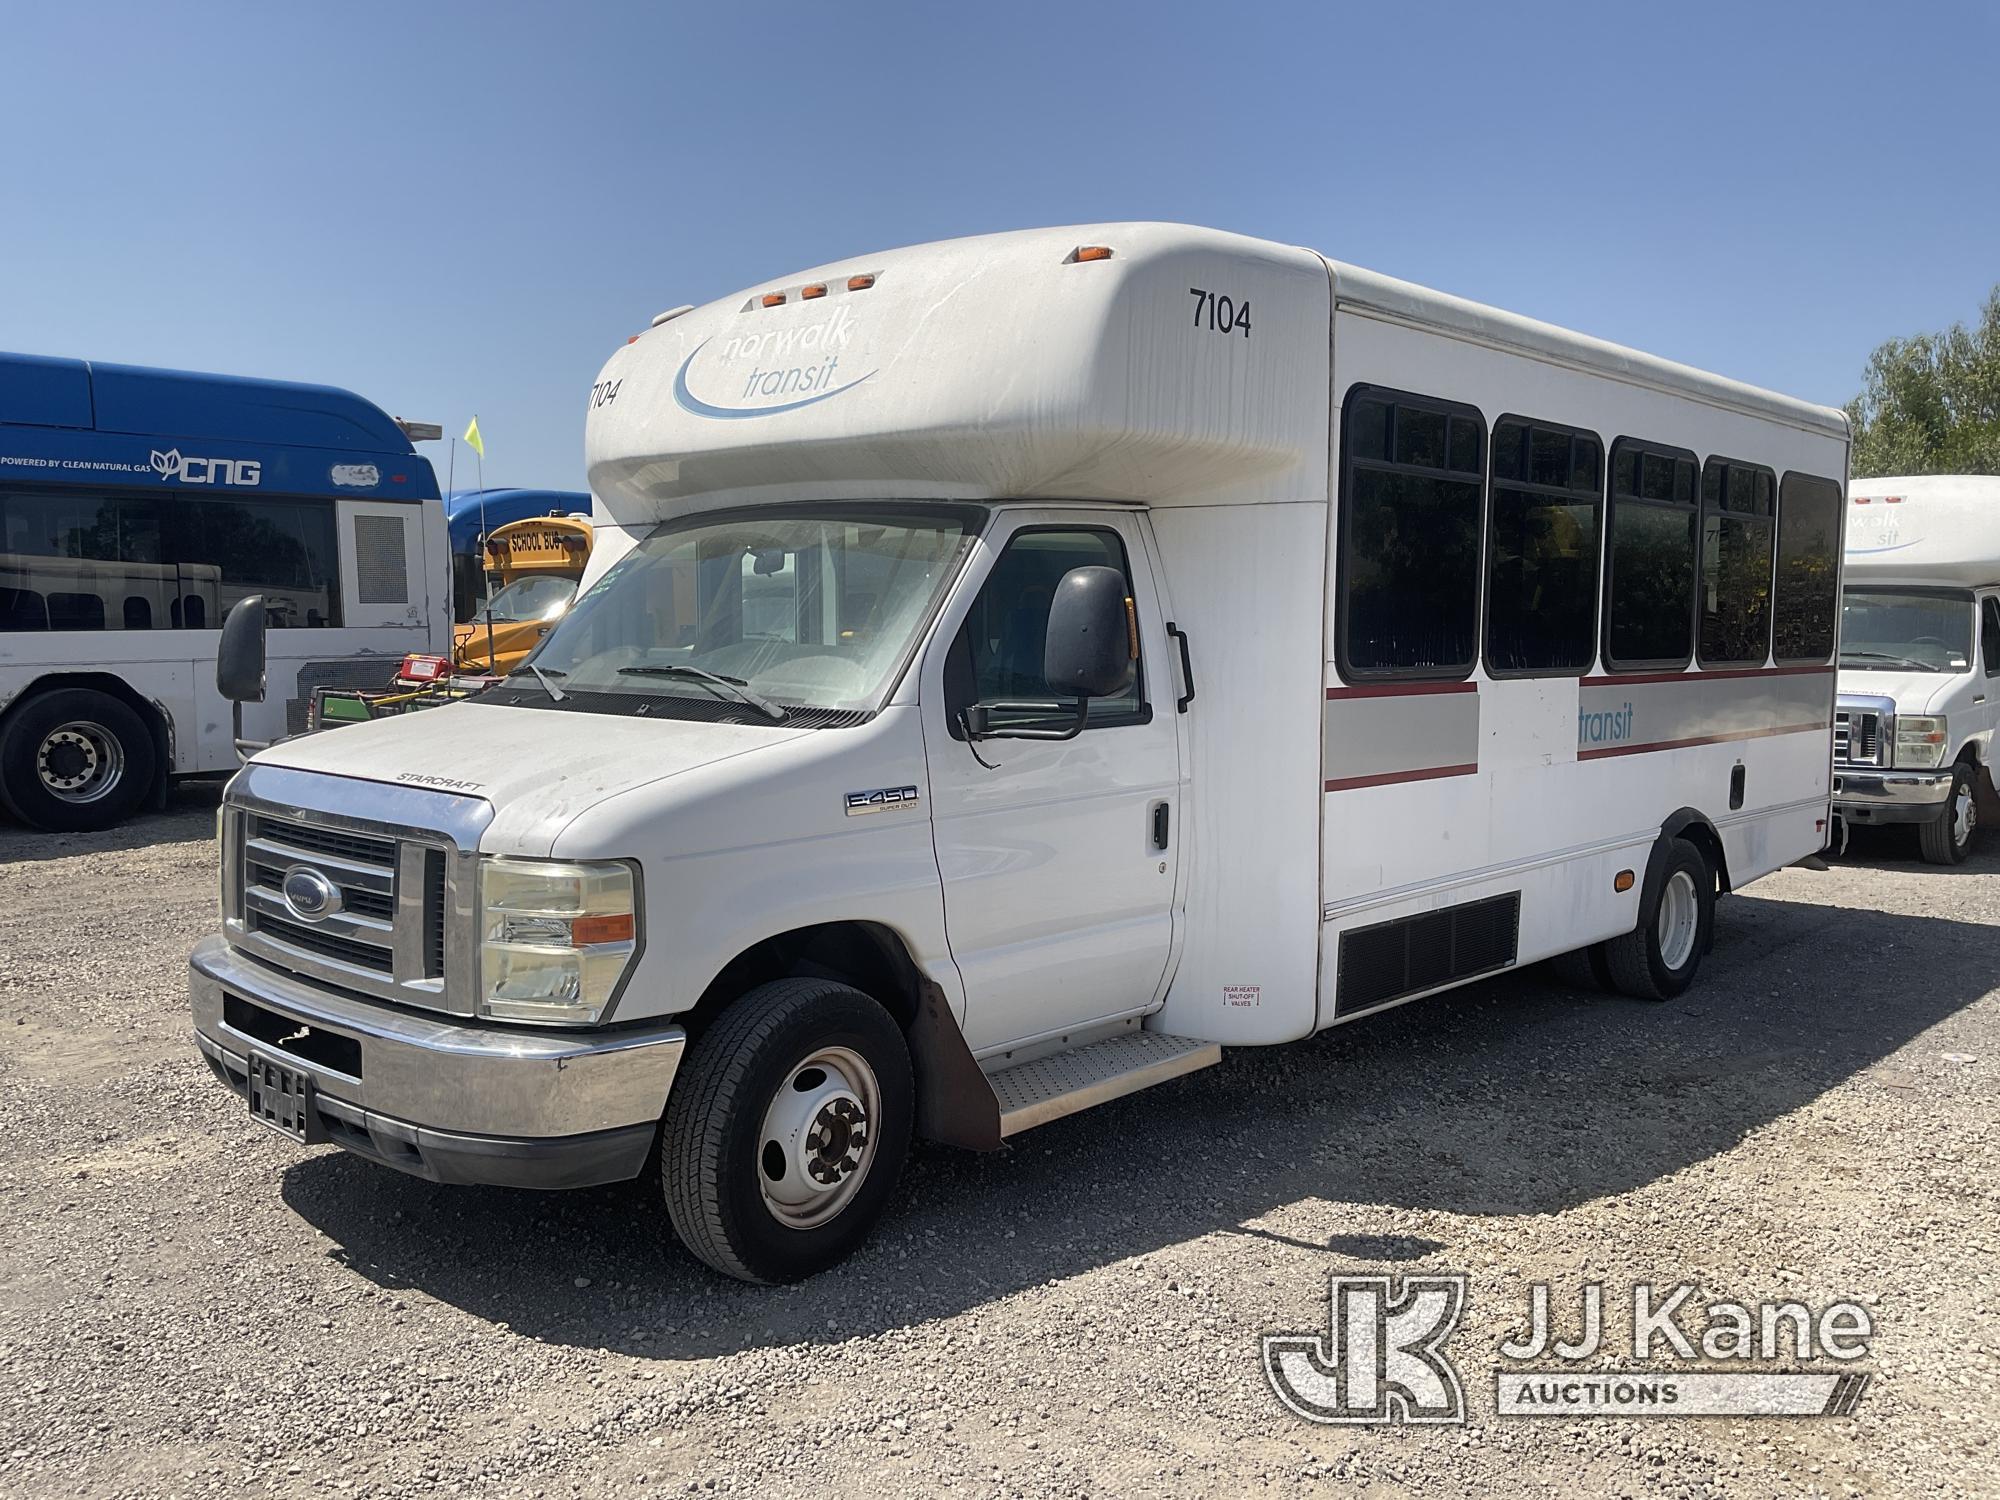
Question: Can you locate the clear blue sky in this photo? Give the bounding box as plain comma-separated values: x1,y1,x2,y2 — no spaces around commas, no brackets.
3,0,1993,491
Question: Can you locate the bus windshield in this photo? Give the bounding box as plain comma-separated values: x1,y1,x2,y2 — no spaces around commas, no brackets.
480,573,577,623
505,504,981,717
1839,588,1972,674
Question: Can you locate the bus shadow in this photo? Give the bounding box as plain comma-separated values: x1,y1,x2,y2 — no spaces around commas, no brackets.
0,780,221,863
279,877,2000,1360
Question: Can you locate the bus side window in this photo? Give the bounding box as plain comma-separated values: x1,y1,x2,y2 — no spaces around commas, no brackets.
1485,416,1603,677
1773,473,1840,664
1603,439,1699,671
1337,385,1486,682
1698,458,1776,668
1983,597,2000,678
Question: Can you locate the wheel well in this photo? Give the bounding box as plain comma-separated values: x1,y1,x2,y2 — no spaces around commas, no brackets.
0,673,171,793
681,922,926,1042
1661,808,1730,894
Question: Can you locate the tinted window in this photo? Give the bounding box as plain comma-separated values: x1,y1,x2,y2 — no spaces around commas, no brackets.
0,488,340,632
1983,597,2000,679
1339,387,1484,679
1604,440,1698,669
1772,473,1840,663
1698,459,1775,667
949,527,1144,732
1485,417,1602,675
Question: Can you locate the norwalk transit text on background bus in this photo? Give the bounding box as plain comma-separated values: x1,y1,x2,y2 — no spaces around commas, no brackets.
0,353,447,830
191,224,1847,1283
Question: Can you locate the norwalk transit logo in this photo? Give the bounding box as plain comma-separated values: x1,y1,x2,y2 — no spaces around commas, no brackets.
1264,1274,1874,1425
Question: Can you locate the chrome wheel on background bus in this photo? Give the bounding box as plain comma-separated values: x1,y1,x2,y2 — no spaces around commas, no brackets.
0,687,156,833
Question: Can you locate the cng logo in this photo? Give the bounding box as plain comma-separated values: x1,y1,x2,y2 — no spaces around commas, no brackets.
151,448,262,486
1264,1273,1468,1424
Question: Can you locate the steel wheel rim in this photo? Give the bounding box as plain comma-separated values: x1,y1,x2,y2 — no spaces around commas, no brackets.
1656,869,1699,971
757,1044,880,1230
1953,784,1976,849
36,720,125,804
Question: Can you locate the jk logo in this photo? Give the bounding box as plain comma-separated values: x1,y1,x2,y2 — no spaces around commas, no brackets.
1263,1273,1468,1424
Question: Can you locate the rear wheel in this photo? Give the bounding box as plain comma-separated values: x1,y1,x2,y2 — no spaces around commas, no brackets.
661,977,912,1284
1918,763,1976,865
1604,839,1714,1001
0,689,156,832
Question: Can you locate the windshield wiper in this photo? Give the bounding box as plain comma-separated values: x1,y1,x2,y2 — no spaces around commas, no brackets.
507,663,568,702
1840,650,1935,672
617,664,788,721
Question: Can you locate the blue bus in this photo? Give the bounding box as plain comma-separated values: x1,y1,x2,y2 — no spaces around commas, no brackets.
0,352,447,831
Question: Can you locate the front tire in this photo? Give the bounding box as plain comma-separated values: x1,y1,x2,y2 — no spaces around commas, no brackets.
1604,839,1714,1002
661,978,912,1284
1918,763,1977,865
0,688,156,832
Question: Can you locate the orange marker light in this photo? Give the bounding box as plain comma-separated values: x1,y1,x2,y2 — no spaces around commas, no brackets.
761,292,786,308
1614,870,1636,892
801,282,827,300
1074,245,1113,262
570,913,635,946
847,274,876,291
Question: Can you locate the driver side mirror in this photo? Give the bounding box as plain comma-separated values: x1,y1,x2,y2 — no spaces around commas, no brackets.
961,565,1134,743
217,595,268,761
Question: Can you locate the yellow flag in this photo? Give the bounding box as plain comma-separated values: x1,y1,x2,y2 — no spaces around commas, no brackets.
463,416,485,458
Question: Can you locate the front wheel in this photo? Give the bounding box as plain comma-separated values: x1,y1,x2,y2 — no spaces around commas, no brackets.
661,978,912,1284
1918,763,1977,865
0,688,156,832
1604,838,1714,1001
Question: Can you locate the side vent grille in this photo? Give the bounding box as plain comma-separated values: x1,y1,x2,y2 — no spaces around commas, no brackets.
1336,892,1521,1017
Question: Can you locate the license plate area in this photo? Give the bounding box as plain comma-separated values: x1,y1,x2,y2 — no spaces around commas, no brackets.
246,1051,324,1144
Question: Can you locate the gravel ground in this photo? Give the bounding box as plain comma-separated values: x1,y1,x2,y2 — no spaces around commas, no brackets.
2,785,1997,1499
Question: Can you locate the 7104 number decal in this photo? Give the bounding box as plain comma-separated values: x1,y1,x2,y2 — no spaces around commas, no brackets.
1189,287,1251,338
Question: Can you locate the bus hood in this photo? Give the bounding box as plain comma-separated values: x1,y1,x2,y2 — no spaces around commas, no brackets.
248,700,811,855
1838,667,1962,716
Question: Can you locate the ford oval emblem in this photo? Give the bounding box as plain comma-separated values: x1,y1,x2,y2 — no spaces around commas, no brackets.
280,865,342,923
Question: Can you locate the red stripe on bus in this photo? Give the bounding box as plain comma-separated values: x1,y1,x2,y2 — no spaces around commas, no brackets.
1582,665,1836,688
1324,762,1479,792
1325,681,1479,700
1576,722,1827,760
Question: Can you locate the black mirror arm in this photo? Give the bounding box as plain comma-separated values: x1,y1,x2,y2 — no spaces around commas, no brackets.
961,698,1089,743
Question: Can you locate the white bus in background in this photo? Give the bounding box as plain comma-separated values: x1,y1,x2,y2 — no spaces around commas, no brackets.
192,224,1847,1283
0,352,449,831
1835,474,2000,862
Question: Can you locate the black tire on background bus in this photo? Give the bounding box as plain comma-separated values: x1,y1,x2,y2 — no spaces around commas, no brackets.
1917,762,1977,866
1604,838,1714,1002
0,688,156,834
661,977,913,1284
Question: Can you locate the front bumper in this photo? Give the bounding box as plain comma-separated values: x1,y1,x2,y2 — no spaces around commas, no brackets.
1833,767,1954,826
190,934,684,1189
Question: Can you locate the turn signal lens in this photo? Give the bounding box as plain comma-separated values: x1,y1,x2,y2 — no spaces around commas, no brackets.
570,912,636,946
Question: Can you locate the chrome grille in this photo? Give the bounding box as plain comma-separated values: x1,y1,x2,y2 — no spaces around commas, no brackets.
1834,708,1885,767
230,809,456,1012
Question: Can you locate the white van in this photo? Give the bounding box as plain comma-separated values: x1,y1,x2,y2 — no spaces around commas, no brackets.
191,224,1847,1282
1835,474,2000,861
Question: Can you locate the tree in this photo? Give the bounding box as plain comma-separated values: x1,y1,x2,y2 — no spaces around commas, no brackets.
1846,286,2000,479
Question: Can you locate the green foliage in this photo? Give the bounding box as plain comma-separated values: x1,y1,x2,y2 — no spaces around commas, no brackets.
1846,287,2000,479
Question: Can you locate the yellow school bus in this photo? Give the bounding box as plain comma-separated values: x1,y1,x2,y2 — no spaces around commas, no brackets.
453,513,593,676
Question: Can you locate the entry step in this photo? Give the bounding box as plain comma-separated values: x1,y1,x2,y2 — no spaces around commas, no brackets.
990,1031,1221,1137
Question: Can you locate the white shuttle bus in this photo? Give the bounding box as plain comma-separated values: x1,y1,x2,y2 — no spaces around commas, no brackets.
1835,474,2000,861
191,225,1847,1282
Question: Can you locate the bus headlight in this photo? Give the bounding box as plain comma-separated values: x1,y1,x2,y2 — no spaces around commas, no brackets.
1894,715,1948,770
477,857,638,1024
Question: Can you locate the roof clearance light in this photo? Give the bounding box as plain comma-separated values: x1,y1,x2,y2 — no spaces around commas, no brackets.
761,292,786,308
847,274,876,292
1885,495,1903,504
1072,245,1113,263
1853,496,1870,504
801,282,827,301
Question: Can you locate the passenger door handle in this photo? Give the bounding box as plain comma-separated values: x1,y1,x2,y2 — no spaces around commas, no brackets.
1165,621,1195,714
1151,800,1171,850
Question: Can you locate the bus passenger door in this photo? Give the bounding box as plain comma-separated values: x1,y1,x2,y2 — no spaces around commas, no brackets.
919,511,1184,1057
